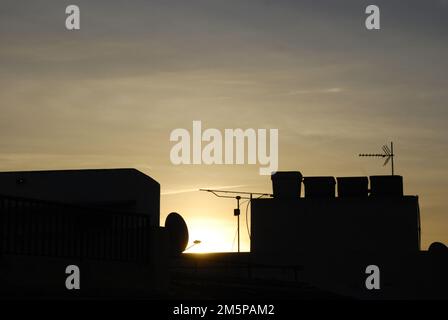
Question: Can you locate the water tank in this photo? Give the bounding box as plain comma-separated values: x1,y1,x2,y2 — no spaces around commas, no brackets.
271,171,302,198
337,177,369,197
369,175,403,197
303,176,336,198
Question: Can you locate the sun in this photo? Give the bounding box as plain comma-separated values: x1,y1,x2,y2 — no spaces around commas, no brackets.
183,218,250,253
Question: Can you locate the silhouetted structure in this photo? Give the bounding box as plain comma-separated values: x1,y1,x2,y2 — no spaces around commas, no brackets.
1,168,447,299
253,173,420,257
165,212,189,256
0,169,160,224
0,169,167,298
248,171,448,299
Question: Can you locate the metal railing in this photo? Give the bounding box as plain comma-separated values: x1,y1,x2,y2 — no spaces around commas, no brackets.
0,194,151,262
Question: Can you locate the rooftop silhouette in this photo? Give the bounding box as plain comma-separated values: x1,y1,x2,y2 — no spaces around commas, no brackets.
0,168,447,299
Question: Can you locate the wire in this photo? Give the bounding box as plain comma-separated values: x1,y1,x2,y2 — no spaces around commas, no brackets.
245,200,251,239
199,189,271,251
245,194,265,240
231,225,238,252
233,199,250,251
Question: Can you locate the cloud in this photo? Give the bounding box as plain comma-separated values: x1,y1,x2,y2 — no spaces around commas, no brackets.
286,87,344,95
161,184,249,196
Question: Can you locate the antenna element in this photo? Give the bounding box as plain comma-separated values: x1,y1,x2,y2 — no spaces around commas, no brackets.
359,141,395,175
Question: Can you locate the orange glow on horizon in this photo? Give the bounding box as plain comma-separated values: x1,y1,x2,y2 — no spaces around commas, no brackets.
182,219,250,253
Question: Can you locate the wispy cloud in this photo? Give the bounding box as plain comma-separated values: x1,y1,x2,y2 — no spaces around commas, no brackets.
161,184,249,196
286,87,344,95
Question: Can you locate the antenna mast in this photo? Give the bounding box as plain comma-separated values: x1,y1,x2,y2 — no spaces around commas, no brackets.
359,141,395,175
199,189,272,253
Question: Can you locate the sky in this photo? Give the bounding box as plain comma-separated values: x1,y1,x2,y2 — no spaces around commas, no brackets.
1,0,447,252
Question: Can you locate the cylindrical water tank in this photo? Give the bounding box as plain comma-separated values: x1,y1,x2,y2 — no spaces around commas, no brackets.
271,171,302,198
370,175,403,197
337,177,369,197
303,176,336,198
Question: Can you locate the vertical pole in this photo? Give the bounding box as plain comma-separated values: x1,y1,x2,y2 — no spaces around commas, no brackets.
237,197,240,253
391,141,394,176
250,193,253,248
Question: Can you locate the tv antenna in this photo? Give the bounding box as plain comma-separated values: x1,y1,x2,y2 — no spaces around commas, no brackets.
359,141,395,175
199,189,272,252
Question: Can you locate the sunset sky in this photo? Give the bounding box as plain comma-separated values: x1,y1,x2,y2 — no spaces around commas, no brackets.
1,0,447,252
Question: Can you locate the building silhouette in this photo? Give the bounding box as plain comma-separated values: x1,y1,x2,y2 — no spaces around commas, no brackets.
249,171,446,299
0,169,160,222
0,169,167,298
1,168,447,299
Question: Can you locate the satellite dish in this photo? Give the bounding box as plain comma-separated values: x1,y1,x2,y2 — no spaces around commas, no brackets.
165,212,189,256
428,242,448,256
